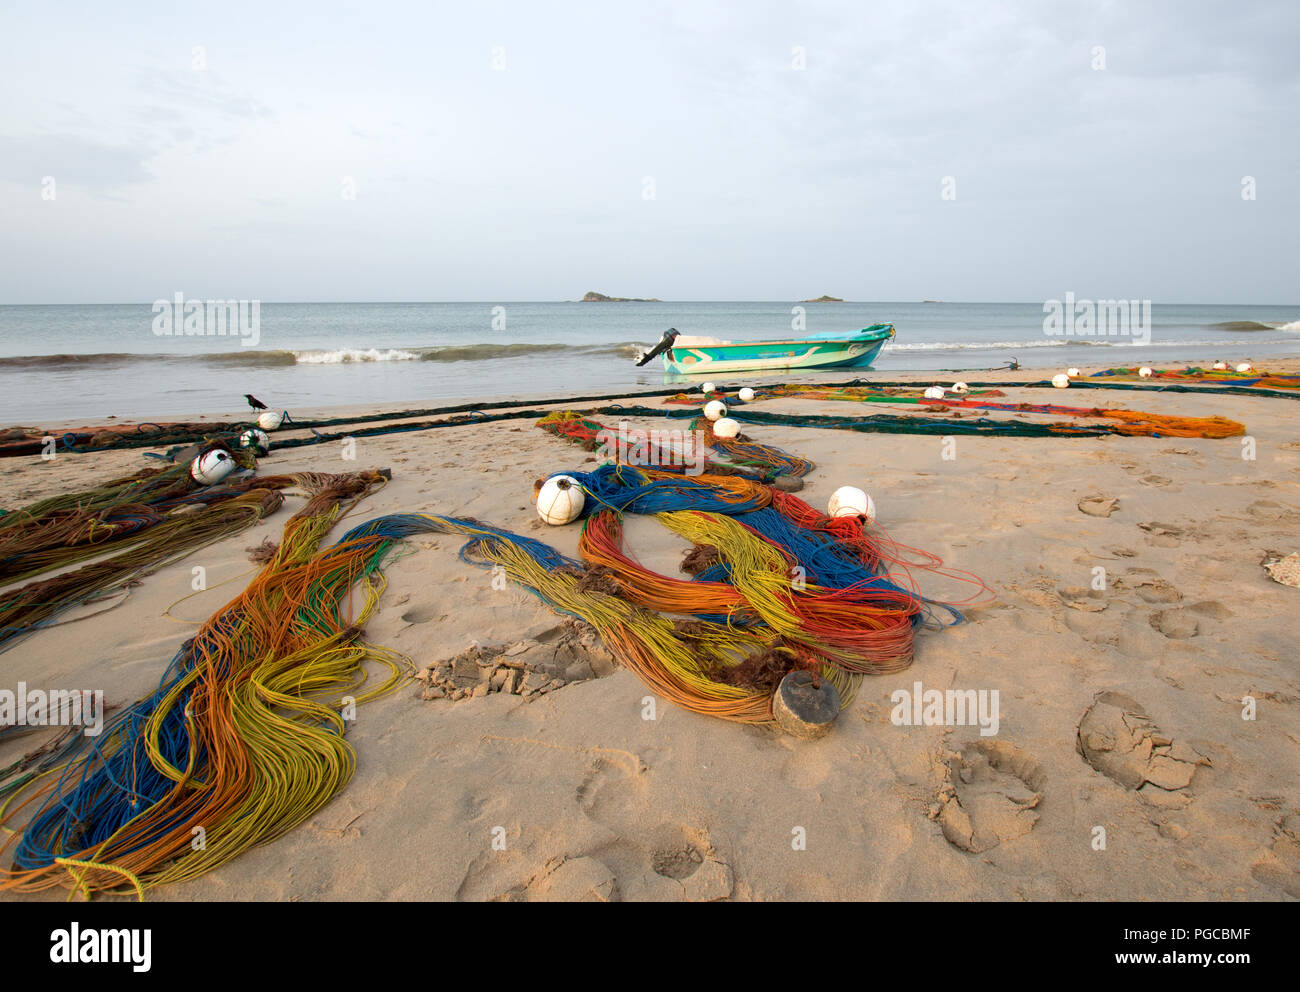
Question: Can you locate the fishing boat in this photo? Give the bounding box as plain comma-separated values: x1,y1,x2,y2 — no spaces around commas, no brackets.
635,325,895,375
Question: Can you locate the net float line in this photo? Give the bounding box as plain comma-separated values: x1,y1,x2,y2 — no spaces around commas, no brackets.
535,409,804,480
1091,366,1300,389
0,449,269,586
661,384,1009,405
664,385,1245,440
0,468,369,652
685,416,814,478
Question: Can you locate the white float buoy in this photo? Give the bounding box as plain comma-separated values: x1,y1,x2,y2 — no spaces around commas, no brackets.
536,475,585,525
1236,362,1253,373
1052,373,1070,389
738,387,756,402
1212,361,1228,371
1138,367,1154,379
257,410,285,431
1067,367,1081,377
922,386,946,400
190,448,236,486
828,486,876,522
703,399,727,421
951,382,969,395
701,382,716,394
239,428,270,451
712,417,740,438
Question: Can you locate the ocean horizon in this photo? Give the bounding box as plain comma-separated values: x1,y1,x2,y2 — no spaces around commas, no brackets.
3,300,1297,421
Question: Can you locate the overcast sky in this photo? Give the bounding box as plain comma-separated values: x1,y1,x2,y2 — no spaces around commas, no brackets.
0,1,1295,304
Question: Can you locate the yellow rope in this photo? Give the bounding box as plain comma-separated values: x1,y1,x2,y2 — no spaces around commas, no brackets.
54,856,146,902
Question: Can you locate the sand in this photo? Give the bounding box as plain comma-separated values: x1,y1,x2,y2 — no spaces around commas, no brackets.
2,364,1298,901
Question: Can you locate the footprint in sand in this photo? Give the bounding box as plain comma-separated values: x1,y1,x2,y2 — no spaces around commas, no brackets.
1076,692,1210,809
400,604,444,624
1057,586,1107,613
1078,495,1120,517
1251,814,1300,898
1149,609,1199,639
933,740,1047,854
1188,600,1234,621
1124,572,1182,604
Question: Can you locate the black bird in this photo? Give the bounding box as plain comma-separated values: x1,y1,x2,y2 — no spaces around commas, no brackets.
245,393,268,411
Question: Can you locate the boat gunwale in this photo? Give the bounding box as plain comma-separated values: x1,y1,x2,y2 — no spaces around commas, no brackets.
669,326,895,352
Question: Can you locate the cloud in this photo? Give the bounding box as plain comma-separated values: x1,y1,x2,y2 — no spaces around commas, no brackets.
131,68,273,121
0,134,154,194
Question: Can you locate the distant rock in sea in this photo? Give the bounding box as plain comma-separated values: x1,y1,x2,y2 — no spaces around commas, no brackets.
581,291,661,302
802,294,844,303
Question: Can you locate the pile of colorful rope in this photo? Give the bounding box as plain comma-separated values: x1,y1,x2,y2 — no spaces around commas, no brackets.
343,465,987,726
0,470,399,898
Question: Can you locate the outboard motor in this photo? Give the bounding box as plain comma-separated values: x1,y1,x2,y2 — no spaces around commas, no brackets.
635,327,679,367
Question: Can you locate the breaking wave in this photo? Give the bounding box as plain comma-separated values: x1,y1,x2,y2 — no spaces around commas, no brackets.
1212,319,1300,332
0,341,647,370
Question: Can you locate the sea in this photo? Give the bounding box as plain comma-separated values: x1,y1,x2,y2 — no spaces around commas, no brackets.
0,301,1296,422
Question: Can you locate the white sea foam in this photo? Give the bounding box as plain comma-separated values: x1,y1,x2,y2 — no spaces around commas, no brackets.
291,348,421,364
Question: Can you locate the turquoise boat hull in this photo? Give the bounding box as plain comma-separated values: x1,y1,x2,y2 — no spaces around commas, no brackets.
661,325,894,375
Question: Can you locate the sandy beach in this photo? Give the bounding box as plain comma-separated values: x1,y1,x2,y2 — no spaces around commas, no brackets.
2,363,1297,902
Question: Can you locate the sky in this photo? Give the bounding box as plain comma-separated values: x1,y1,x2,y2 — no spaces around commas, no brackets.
0,0,1296,304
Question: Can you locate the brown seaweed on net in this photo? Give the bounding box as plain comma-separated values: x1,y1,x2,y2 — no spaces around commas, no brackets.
671,619,716,641
246,537,280,563
706,644,800,693
575,566,623,595
680,544,721,575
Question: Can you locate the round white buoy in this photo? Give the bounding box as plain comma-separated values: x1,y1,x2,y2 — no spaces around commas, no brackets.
1052,373,1070,389
772,670,842,740
712,417,740,439
1236,362,1253,373
922,386,946,400
951,381,969,395
1138,367,1154,379
703,399,727,421
1067,367,1081,377
738,387,756,402
1212,361,1228,371
239,428,270,450
536,475,585,525
190,448,236,486
828,485,876,522
257,410,285,431
701,382,716,394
